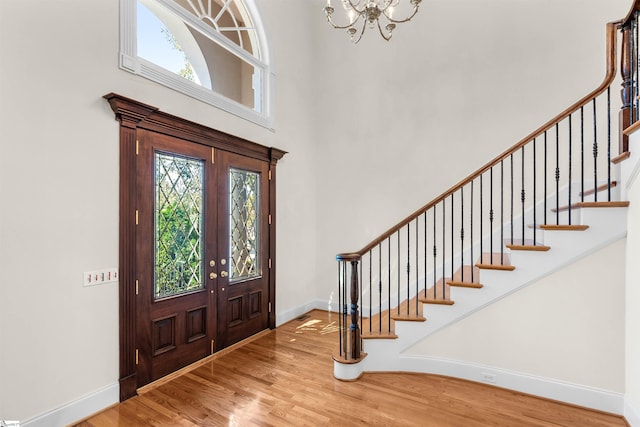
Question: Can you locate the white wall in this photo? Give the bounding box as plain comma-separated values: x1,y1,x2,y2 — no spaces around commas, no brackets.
407,239,626,393
0,0,319,422
625,145,640,422
310,0,631,307
0,0,635,423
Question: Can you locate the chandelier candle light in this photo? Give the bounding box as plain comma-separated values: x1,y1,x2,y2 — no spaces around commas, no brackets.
324,0,422,43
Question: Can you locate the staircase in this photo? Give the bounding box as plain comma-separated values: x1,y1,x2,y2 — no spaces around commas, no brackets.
333,6,640,414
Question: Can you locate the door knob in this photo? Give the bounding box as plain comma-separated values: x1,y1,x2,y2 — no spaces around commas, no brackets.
209,272,217,279
209,260,216,267
220,271,228,278
220,259,227,266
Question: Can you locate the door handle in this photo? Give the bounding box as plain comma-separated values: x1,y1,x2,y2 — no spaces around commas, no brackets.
220,271,228,278
209,272,217,279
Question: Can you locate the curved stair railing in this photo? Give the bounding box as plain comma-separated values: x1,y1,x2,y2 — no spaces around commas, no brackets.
335,5,640,365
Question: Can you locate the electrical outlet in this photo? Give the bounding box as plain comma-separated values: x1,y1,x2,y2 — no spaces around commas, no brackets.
481,373,496,384
83,268,119,287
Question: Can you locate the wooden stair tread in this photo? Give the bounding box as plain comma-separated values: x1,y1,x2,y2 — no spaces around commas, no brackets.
446,265,483,288
505,239,550,251
361,314,396,339
361,295,424,340
419,278,454,305
538,224,589,231
551,200,629,213
476,253,516,271
389,295,426,322
361,330,398,339
576,201,629,208
579,181,617,197
611,151,630,164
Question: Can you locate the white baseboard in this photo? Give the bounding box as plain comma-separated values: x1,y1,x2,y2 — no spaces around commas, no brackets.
276,299,333,326
393,355,624,415
626,397,640,426
21,382,118,427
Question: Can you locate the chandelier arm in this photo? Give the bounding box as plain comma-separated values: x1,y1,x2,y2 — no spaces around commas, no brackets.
377,18,392,41
325,12,360,30
351,18,367,43
385,5,420,24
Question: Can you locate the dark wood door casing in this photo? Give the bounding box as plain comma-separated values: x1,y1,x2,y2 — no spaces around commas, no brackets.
105,93,286,401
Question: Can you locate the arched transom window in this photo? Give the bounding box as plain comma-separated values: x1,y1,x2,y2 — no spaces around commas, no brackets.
120,0,272,128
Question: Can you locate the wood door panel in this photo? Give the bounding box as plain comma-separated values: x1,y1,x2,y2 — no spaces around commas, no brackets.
249,291,262,318
152,315,177,356
227,295,244,327
186,306,207,343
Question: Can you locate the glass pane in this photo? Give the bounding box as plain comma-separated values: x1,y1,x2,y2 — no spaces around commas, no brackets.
173,0,260,58
137,0,261,110
229,168,260,281
155,152,205,299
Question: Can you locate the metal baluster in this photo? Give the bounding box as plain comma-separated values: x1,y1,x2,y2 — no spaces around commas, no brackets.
397,231,400,316
533,138,537,244
451,193,454,280
568,114,572,225
388,236,391,332
368,252,372,333
461,187,465,282
500,160,504,265
415,218,419,314
521,146,525,242
490,167,494,264
471,180,474,282
581,106,585,202
607,87,612,201
406,223,410,316
378,244,382,332
424,212,427,299
593,98,598,201
555,123,560,225
433,207,437,299
442,201,446,296
480,175,483,263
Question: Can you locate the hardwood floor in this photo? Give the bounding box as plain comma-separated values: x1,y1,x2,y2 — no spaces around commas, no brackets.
75,310,627,426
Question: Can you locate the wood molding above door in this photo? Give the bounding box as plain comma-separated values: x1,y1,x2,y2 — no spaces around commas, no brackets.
104,93,286,402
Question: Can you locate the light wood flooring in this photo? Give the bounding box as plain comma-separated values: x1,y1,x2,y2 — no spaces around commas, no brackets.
75,310,627,426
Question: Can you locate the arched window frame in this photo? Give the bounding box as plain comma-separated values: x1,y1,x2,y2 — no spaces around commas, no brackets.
119,0,274,129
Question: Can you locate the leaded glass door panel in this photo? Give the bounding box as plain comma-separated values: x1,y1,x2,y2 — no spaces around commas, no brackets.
136,130,218,385
215,151,270,348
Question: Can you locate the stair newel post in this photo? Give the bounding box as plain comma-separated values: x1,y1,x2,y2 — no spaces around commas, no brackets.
620,21,633,154
336,253,362,361
349,258,362,359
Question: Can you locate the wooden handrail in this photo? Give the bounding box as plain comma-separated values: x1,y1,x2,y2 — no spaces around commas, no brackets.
339,20,621,258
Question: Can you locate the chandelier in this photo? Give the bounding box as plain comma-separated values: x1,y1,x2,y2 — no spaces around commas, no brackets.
324,0,422,43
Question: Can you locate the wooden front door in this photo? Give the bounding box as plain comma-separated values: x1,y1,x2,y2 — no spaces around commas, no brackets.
135,130,270,386
106,93,286,400
215,151,270,348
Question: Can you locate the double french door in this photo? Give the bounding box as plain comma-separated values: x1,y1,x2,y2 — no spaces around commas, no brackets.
135,130,270,385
